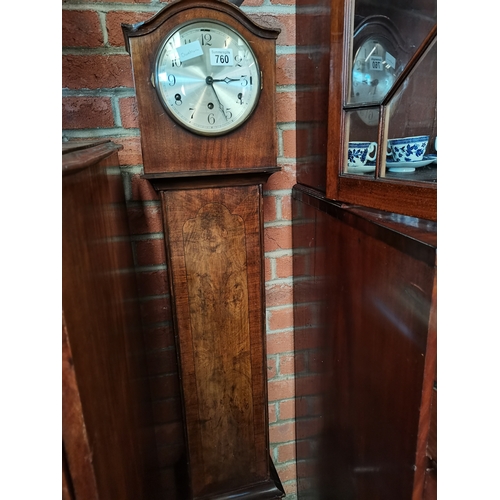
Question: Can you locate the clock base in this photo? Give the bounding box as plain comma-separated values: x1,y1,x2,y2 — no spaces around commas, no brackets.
199,461,285,500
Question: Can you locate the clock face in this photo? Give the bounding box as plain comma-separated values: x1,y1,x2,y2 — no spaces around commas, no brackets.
352,36,396,105
154,20,261,136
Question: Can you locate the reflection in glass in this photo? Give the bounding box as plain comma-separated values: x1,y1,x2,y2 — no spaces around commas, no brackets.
342,109,379,176
349,0,437,106
383,39,437,183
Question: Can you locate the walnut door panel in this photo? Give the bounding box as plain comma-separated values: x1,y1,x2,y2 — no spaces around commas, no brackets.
162,186,270,498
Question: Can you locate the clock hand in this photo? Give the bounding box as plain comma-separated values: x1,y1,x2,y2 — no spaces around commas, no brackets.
212,77,241,83
206,76,228,120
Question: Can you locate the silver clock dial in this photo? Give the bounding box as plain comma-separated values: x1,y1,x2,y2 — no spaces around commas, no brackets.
352,37,396,105
154,20,261,136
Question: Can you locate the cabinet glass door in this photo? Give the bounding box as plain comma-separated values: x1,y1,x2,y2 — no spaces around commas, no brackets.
327,0,437,220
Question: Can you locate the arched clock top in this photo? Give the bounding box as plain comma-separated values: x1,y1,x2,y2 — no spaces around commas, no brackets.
122,0,280,53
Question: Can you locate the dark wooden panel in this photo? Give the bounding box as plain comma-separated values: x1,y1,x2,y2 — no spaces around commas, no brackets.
62,447,74,500
162,186,282,499
62,142,161,500
62,313,98,500
427,386,437,462
293,185,436,499
422,468,436,500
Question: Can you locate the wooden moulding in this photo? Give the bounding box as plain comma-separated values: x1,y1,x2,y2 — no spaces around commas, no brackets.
62,140,123,175
143,167,280,191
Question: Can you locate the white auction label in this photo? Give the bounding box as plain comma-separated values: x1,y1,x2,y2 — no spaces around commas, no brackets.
176,40,204,63
369,55,383,71
210,48,234,66
385,51,396,70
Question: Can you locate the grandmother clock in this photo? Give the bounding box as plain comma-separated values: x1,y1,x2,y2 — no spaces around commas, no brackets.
122,1,284,498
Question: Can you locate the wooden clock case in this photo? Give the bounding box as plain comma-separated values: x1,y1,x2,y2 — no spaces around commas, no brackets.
123,1,284,499
123,0,280,178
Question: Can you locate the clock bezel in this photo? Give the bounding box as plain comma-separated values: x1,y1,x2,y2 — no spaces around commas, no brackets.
153,18,262,137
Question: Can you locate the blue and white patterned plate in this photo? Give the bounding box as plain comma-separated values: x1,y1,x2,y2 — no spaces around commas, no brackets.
387,154,437,172
347,164,376,174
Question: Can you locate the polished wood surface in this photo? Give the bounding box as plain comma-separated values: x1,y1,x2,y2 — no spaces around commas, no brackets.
161,186,284,499
292,184,437,499
62,141,161,500
122,0,280,175
422,376,437,499
62,312,98,500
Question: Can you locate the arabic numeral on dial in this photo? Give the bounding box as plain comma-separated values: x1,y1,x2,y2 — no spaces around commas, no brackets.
208,113,216,125
189,108,195,120
168,74,176,86
175,94,182,105
201,34,212,46
224,108,233,119
171,58,182,67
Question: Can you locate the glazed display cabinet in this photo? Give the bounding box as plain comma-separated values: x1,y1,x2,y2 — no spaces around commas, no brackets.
326,0,437,220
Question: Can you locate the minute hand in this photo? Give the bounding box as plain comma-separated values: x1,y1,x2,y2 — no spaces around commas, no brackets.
205,76,227,120
211,77,242,83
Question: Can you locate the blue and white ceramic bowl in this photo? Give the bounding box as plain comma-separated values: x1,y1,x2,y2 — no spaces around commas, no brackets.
348,141,377,168
387,135,429,163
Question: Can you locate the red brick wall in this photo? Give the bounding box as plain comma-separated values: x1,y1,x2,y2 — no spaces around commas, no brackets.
62,0,298,497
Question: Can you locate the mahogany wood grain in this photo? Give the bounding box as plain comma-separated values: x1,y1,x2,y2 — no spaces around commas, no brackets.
161,186,284,499
411,274,436,500
422,377,437,499
422,469,437,500
62,448,74,500
293,184,437,499
122,0,280,175
337,177,436,222
62,141,161,500
62,312,99,500
427,385,437,462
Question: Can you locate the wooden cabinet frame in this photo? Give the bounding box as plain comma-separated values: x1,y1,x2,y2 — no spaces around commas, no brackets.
326,0,437,221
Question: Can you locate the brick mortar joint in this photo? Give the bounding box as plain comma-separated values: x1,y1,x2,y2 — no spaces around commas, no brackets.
62,3,296,14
